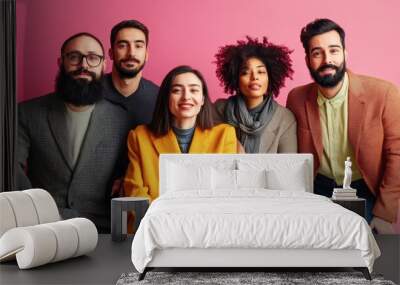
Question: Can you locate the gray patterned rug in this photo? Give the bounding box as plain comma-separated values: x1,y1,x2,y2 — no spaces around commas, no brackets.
116,271,396,285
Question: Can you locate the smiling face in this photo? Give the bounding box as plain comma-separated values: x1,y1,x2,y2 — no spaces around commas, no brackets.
306,30,346,88
168,72,205,129
109,27,148,79
238,57,269,108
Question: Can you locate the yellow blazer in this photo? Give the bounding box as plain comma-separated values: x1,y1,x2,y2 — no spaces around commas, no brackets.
124,123,237,201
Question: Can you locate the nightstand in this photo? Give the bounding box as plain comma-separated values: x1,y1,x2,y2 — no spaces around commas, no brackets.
331,197,366,218
111,197,149,242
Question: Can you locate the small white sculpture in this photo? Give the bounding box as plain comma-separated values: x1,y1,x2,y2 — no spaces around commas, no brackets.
342,157,353,189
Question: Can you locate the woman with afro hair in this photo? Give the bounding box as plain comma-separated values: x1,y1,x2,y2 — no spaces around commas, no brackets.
213,36,297,153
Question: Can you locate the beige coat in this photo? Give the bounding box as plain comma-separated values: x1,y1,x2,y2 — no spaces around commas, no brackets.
213,98,297,153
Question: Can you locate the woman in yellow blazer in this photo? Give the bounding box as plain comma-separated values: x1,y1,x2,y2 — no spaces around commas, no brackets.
124,65,237,201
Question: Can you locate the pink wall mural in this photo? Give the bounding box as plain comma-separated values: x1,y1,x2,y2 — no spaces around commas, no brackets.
16,0,400,105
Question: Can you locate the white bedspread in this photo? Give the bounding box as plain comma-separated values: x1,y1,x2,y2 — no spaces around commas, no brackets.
131,190,380,272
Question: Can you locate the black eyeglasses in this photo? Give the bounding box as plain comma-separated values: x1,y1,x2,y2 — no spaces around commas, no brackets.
63,51,104,67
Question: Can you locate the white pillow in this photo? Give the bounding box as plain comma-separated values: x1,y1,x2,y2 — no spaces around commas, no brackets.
237,160,308,192
266,165,307,191
211,168,268,190
212,168,237,190
237,169,268,189
167,162,212,191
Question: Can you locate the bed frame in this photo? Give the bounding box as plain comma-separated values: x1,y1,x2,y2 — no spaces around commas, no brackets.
138,154,372,280
140,248,371,280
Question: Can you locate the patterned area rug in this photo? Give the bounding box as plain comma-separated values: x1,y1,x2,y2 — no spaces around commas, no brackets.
116,271,395,285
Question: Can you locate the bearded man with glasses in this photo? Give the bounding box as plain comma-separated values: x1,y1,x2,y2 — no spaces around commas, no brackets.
17,33,131,233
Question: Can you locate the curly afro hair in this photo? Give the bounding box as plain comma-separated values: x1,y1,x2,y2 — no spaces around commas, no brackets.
214,36,293,97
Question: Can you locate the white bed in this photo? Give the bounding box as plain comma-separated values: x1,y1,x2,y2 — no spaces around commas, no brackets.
131,154,380,280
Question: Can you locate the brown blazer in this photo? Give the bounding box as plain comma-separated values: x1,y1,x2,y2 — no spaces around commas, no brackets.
286,71,400,222
213,98,297,153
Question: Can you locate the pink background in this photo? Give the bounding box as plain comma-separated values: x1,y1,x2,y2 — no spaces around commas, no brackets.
17,0,400,105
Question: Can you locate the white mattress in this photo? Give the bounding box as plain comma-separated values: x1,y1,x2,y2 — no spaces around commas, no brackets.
131,190,380,273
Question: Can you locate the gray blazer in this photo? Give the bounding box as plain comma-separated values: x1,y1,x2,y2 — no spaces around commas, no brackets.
17,93,131,231
213,98,297,153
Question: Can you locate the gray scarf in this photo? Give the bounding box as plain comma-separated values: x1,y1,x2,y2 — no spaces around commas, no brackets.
224,95,277,153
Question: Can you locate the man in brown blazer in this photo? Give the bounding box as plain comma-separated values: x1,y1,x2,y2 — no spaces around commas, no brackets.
287,18,400,234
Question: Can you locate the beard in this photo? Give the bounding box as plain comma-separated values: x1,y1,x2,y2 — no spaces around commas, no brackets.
114,57,145,79
55,67,104,106
308,60,346,88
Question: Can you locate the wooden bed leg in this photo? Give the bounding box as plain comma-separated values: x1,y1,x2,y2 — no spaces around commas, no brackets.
138,268,148,281
354,267,371,280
